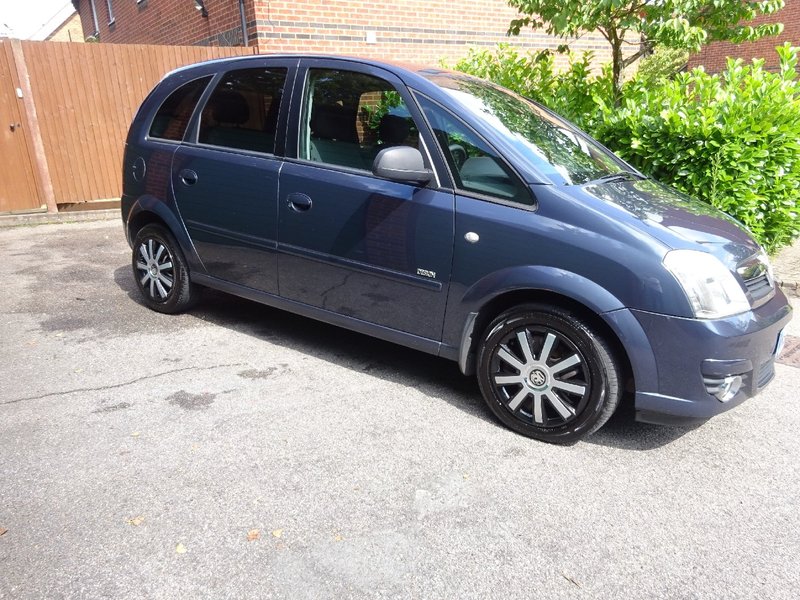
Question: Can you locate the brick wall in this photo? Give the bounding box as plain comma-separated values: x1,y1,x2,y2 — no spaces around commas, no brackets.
250,0,613,66
73,0,251,46
74,0,616,68
688,0,799,73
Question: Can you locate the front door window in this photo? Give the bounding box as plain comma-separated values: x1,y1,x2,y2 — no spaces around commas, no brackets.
299,69,420,171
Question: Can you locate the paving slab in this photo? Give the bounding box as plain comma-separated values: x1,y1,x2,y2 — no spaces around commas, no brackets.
773,237,800,297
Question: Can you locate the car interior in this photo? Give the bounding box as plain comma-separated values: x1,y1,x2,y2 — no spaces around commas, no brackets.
197,68,285,154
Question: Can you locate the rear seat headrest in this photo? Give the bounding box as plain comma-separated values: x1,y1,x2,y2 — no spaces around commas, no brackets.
211,90,250,125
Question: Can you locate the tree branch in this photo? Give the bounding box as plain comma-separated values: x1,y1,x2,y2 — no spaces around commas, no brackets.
621,45,651,68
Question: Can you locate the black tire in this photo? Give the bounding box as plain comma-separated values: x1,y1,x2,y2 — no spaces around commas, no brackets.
477,303,621,443
131,224,198,314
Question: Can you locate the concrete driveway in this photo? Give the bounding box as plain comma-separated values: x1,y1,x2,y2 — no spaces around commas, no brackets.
1,220,799,599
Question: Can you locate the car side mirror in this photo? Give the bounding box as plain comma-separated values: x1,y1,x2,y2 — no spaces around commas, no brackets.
372,146,433,185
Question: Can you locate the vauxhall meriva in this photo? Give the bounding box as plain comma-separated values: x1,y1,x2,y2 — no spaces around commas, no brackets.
122,55,792,443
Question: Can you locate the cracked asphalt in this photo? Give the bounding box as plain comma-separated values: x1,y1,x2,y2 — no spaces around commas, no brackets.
1,220,799,599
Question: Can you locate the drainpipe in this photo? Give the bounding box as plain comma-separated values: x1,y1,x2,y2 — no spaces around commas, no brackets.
239,0,249,47
88,0,100,37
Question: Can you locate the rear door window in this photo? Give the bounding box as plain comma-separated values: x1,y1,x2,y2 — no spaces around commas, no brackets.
149,76,212,141
198,67,287,154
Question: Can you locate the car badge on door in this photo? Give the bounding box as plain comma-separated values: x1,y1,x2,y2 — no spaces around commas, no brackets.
417,268,436,279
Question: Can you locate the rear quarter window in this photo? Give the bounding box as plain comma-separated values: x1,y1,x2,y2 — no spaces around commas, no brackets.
149,76,212,141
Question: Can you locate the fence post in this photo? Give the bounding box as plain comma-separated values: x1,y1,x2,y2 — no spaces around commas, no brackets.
10,39,57,214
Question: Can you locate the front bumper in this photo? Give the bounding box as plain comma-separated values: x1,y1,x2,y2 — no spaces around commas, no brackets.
628,290,792,425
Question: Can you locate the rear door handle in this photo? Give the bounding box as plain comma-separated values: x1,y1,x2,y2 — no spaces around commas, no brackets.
179,169,198,186
287,192,312,212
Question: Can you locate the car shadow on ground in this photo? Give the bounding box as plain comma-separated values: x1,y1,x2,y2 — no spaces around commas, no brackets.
587,408,702,450
113,265,698,450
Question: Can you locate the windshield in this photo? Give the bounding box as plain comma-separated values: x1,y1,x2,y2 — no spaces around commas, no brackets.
423,73,625,185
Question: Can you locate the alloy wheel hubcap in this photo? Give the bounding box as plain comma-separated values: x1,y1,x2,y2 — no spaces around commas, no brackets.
491,327,590,427
135,238,174,301
528,368,548,389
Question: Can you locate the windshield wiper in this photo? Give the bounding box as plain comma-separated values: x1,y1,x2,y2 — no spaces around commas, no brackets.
585,170,646,185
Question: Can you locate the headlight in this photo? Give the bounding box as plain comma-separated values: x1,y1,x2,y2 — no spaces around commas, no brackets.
663,249,750,319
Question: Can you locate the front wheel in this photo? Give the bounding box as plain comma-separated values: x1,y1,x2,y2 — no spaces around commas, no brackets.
477,304,621,443
131,224,198,314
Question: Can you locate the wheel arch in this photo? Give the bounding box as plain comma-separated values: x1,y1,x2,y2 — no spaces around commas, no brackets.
455,267,658,406
125,196,204,273
471,289,634,389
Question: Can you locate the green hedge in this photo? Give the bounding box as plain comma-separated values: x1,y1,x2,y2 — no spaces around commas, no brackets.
449,44,608,132
597,45,800,252
451,44,800,253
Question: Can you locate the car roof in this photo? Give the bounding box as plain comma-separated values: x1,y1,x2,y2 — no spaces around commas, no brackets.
161,53,454,91
166,53,428,73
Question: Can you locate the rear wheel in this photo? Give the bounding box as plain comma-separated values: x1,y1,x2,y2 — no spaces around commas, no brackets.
477,303,621,443
131,224,198,314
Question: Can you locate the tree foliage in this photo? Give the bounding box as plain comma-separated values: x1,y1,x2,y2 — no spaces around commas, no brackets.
634,46,690,89
449,44,611,131
507,0,785,100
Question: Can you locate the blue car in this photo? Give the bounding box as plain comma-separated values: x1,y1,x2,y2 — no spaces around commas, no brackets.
122,55,792,443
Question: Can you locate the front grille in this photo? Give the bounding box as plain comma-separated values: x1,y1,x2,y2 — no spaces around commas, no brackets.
744,272,772,299
757,360,775,389
737,255,774,303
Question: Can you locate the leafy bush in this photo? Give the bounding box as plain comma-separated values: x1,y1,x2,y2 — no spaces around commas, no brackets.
451,43,800,252
596,44,800,252
447,44,541,97
448,44,611,131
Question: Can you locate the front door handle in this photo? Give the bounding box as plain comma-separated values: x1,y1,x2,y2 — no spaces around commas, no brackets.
287,192,312,212
179,169,198,186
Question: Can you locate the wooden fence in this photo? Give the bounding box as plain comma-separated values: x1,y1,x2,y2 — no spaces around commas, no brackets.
0,40,256,214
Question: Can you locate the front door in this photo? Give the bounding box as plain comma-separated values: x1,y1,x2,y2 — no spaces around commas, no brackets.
172,64,289,293
277,63,454,340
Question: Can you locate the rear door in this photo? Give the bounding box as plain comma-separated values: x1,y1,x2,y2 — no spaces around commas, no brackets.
172,59,295,293
277,60,455,340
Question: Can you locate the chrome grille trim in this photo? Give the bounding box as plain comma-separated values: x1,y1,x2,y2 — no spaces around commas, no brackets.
737,254,775,304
